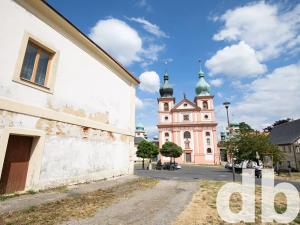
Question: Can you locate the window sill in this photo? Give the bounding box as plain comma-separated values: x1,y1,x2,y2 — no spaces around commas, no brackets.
13,77,53,94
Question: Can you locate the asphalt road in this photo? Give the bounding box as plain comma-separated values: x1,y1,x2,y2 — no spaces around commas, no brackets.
134,164,300,191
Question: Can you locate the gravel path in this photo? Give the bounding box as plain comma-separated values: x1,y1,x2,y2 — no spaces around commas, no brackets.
0,175,138,214
64,180,198,225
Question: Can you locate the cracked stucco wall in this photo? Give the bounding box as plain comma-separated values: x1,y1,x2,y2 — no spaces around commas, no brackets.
0,0,136,189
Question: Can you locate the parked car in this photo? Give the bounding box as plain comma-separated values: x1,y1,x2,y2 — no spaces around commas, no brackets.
225,162,232,170
162,162,181,170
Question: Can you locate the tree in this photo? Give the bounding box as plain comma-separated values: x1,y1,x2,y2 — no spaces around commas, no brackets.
160,142,183,164
263,118,292,132
238,122,254,134
226,128,284,165
136,141,158,169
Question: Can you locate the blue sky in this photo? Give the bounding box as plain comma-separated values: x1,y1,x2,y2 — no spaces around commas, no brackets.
48,0,300,137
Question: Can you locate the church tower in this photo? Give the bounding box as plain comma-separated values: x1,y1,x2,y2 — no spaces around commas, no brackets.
157,71,175,144
157,64,219,165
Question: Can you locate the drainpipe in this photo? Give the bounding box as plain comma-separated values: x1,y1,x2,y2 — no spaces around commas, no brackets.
293,144,298,171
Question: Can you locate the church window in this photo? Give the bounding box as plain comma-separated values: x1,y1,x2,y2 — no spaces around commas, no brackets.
165,132,169,137
207,138,210,145
207,148,212,154
184,131,191,139
203,101,208,109
164,103,169,111
204,114,209,119
205,131,210,136
184,103,187,107
183,114,189,121
165,116,168,120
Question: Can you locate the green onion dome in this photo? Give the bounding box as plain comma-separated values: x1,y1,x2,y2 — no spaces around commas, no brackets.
159,72,173,97
136,122,144,131
195,70,210,96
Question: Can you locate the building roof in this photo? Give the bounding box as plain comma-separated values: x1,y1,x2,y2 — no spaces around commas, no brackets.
20,0,139,84
159,71,173,98
269,119,300,145
195,69,210,96
134,137,146,145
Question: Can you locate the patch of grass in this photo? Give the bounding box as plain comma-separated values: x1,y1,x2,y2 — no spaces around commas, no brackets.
173,180,300,225
0,193,20,202
26,190,37,195
1,178,158,225
39,185,68,194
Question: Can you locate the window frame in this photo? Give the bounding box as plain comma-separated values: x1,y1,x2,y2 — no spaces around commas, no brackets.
203,101,208,110
163,103,169,111
183,114,190,121
13,33,59,94
207,148,212,154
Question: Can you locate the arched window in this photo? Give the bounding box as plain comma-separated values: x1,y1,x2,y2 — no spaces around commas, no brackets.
207,148,212,154
183,131,191,139
205,131,210,136
165,116,168,120
165,132,169,137
203,101,208,109
164,103,169,111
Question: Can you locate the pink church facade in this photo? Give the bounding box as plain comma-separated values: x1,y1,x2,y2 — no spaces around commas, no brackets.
157,69,220,165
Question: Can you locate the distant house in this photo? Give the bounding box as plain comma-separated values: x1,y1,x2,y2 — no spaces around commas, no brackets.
269,119,300,170
0,0,139,194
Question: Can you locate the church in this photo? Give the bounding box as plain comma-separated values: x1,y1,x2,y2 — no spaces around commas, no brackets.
157,67,219,165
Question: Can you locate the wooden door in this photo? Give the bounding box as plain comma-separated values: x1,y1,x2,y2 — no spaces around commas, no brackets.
185,153,191,163
0,135,33,194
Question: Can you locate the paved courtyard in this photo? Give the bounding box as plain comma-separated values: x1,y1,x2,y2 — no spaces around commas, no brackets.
1,164,300,225
134,164,300,190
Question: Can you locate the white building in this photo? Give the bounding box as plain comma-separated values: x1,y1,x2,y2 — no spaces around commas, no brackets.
0,0,139,193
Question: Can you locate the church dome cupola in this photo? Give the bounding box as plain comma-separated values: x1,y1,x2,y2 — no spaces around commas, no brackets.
136,122,144,131
195,69,210,96
159,71,173,97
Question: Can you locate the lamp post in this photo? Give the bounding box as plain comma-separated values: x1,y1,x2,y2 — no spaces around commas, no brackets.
223,101,235,182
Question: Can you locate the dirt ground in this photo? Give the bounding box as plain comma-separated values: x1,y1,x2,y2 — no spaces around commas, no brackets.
1,178,158,225
63,180,198,225
173,180,300,225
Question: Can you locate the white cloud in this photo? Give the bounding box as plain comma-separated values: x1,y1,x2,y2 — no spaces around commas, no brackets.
139,71,160,93
135,97,144,109
210,78,223,87
89,18,165,67
225,63,300,130
141,44,165,67
128,17,168,38
89,18,142,66
135,0,152,12
213,2,300,61
205,41,267,77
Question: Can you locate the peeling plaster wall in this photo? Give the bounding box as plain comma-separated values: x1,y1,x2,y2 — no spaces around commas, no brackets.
0,110,134,188
0,0,136,189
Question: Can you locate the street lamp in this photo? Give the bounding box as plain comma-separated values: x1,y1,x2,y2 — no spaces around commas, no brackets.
223,101,236,182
